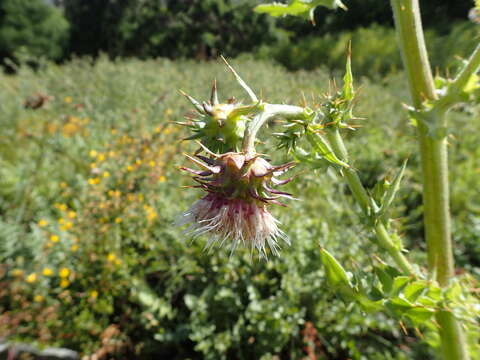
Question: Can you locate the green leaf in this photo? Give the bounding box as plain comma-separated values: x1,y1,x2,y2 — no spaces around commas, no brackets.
355,293,384,312
343,49,354,101
320,248,355,297
377,160,408,218
254,0,346,23
403,280,429,302
306,132,349,168
404,307,435,323
385,297,414,315
390,276,410,296
444,280,463,302
374,264,400,294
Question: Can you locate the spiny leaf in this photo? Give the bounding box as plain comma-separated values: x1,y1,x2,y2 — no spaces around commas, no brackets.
377,160,408,218
343,45,354,101
220,55,258,102
306,132,350,168
320,248,353,293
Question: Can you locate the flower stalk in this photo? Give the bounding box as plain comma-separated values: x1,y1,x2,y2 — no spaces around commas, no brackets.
391,0,470,358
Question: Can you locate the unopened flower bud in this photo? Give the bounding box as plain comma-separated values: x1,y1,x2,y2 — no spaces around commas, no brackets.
179,80,259,152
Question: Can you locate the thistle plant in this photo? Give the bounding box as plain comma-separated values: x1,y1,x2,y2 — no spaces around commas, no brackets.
175,1,480,358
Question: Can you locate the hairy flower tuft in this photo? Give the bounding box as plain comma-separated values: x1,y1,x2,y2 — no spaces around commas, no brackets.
176,151,295,257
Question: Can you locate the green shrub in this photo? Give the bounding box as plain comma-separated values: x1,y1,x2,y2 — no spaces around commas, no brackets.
64,0,280,59
259,22,478,77
0,0,69,63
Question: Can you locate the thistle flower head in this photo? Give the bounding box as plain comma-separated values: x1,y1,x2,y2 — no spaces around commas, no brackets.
176,150,295,258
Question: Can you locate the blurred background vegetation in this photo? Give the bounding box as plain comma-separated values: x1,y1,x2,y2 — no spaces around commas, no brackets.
0,0,479,359
0,0,478,75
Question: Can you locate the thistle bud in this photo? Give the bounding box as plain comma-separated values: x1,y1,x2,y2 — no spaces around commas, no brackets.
179,80,259,153
176,150,295,258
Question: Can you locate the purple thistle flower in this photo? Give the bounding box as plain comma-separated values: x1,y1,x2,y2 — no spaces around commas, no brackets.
176,151,295,257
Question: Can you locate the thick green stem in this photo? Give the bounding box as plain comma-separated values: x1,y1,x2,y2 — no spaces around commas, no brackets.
391,0,469,359
325,128,414,275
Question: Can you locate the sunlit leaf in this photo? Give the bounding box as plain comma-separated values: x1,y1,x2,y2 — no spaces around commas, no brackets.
320,248,355,298
255,0,346,23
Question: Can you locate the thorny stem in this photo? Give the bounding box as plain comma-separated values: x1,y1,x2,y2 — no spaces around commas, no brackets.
391,0,470,359
325,127,414,275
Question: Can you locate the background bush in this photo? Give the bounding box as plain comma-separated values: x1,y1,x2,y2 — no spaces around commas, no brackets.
1,0,476,77
0,0,69,64
257,22,479,77
64,0,281,59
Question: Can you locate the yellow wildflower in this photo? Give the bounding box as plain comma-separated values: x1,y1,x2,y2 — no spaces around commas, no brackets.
64,96,72,104
60,279,70,288
59,267,70,278
60,182,68,189
88,177,100,185
26,273,37,283
42,268,53,276
50,235,59,243
71,244,79,252
107,253,116,262
115,217,122,224
67,211,76,219
64,222,73,230
149,161,156,167
127,165,134,172
159,176,166,183
38,219,48,227
58,218,65,225
34,295,44,302
62,123,79,137
147,211,158,221
103,171,110,178
11,269,24,277
90,290,98,299
97,153,106,162
154,127,161,133
89,150,97,158
54,203,67,211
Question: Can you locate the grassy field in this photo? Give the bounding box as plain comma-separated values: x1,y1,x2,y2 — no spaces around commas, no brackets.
1,57,479,359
